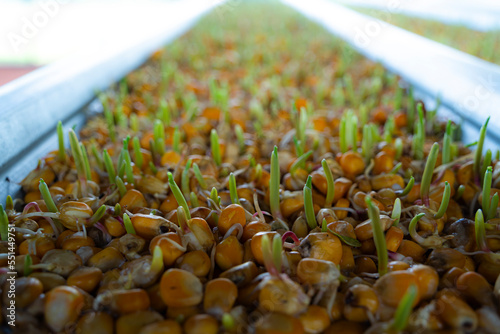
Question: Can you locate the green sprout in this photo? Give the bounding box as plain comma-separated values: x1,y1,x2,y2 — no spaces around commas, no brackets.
117,109,128,129
344,74,355,105
261,234,282,276
398,176,415,197
119,78,128,100
321,218,328,232
332,82,345,108
182,159,193,199
466,141,478,148
340,110,358,153
434,182,450,219
153,120,165,156
211,129,222,166
394,138,403,160
149,139,157,166
132,137,143,170
474,117,490,183
420,142,439,206
103,150,116,184
291,104,298,127
370,76,383,96
455,184,466,201
392,198,401,226
321,159,335,208
349,111,358,151
211,80,230,120
487,193,499,221
383,116,395,143
481,149,492,182
69,129,87,182
90,140,103,171
123,213,136,235
361,124,373,161
39,179,64,233
168,172,191,220
411,104,425,160
117,147,125,180
426,109,437,136
298,107,308,152
408,213,426,245
190,192,199,208
0,205,8,241
149,161,158,174
211,80,230,116
100,94,116,142
261,234,275,274
450,143,459,162
57,121,65,162
209,78,218,105
370,123,380,142
130,113,139,133
6,196,13,211
475,209,488,252
192,163,207,190
366,197,388,277
160,62,173,94
159,99,170,126
115,176,127,198
289,151,313,175
433,95,442,113
182,93,196,121
229,172,240,205
390,162,402,175
359,104,369,127
324,219,361,247
441,121,453,165
210,187,221,208
390,284,418,332
270,146,283,221
394,86,403,111
254,121,263,139
293,136,304,157
150,245,164,274
303,176,317,229
482,166,493,215
407,86,415,130
115,104,127,129
24,254,33,276
254,163,263,183
118,165,127,184
272,233,282,274
80,143,92,181
222,314,235,331
122,147,134,185
339,117,347,153
89,205,106,225
173,127,181,154
250,99,264,124
234,124,245,153
39,179,59,213
114,203,122,216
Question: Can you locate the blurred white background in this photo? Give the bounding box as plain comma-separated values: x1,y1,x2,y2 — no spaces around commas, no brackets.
334,0,500,31
0,0,187,84
0,0,498,85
